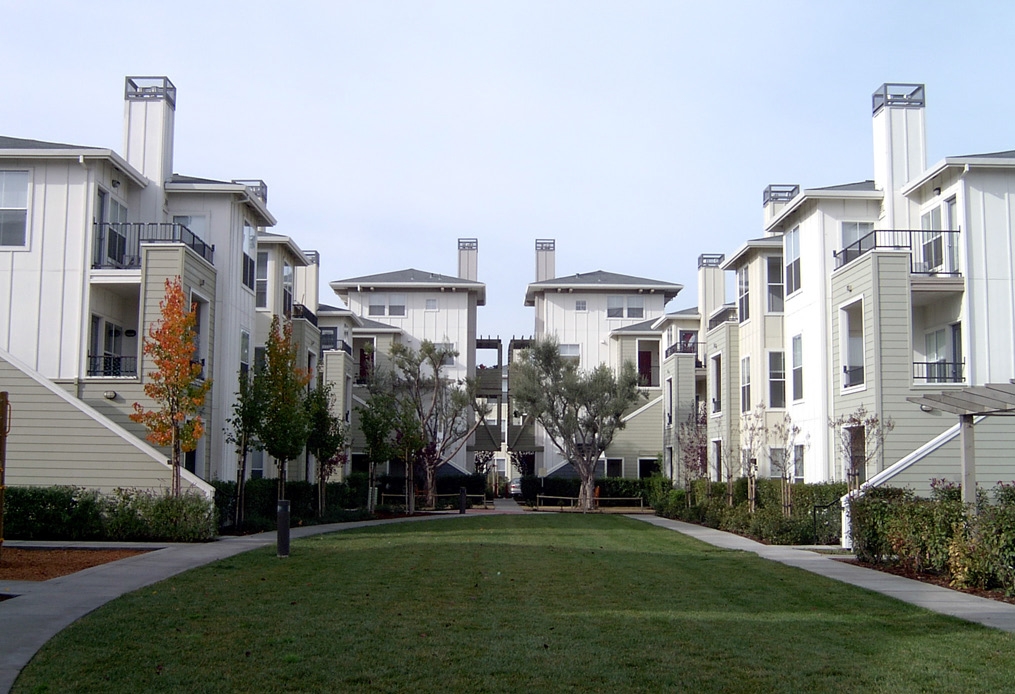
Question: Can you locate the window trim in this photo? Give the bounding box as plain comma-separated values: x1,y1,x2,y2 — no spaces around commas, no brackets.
791,334,803,402
839,297,866,391
737,266,750,323
0,169,31,249
768,350,786,409
785,226,801,296
766,255,784,313
740,355,751,413
710,352,723,415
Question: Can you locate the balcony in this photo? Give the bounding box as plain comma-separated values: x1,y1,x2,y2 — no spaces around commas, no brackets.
833,229,960,274
87,354,137,378
914,360,965,384
93,222,214,269
762,184,800,206
707,306,738,331
291,303,318,327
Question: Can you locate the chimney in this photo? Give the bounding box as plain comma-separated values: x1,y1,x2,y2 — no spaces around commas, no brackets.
123,76,177,221
458,238,478,281
697,254,726,335
535,238,555,282
872,83,926,229
762,184,799,228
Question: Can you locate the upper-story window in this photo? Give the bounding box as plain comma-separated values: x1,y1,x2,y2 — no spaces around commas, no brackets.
240,330,250,377
0,171,30,247
434,342,456,366
369,294,406,317
740,356,751,413
282,261,293,316
841,300,865,388
737,267,750,323
320,327,338,352
627,296,644,318
369,294,385,316
389,294,406,316
559,343,580,364
575,299,587,312
768,351,785,408
607,296,624,318
785,227,801,295
425,298,438,311
255,252,268,308
767,256,784,312
792,334,803,401
241,222,257,290
711,353,722,414
841,221,874,249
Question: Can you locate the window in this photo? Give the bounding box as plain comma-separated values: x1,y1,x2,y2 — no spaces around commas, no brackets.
0,171,29,247
425,298,438,311
841,221,874,249
369,295,385,316
792,335,803,401
713,441,723,481
920,207,944,271
559,343,580,364
793,445,805,483
842,300,864,388
241,222,256,290
606,458,623,477
711,354,722,413
767,256,784,312
575,299,587,312
925,328,947,383
173,214,207,238
785,226,801,295
665,378,673,426
434,342,456,366
737,266,750,322
389,294,406,317
240,331,250,376
320,327,338,352
627,296,644,318
254,346,266,372
250,449,264,479
607,296,624,318
740,356,751,413
769,351,786,408
282,261,293,316
255,252,268,308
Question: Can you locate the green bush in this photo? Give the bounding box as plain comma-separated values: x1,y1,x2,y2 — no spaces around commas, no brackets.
105,489,217,542
3,486,106,540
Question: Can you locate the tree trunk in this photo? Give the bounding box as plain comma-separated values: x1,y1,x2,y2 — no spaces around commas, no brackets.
368,461,376,513
726,472,734,508
318,473,326,518
171,424,181,497
577,465,595,513
236,441,247,530
277,459,287,500
425,465,437,510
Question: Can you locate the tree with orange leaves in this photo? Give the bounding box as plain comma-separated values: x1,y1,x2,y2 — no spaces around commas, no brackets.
130,277,211,496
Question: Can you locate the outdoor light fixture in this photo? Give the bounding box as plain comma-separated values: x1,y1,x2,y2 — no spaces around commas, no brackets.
103,391,117,400
920,404,934,413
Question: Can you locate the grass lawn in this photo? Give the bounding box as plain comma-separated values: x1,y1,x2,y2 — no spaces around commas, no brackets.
14,514,1015,693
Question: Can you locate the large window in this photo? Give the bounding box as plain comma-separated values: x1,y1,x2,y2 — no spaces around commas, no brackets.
255,252,268,308
841,221,874,249
559,343,580,364
792,334,803,401
785,226,801,295
388,294,406,317
240,331,250,377
0,171,29,247
627,295,644,319
767,256,784,313
737,267,750,322
282,261,293,316
740,356,751,413
711,354,722,413
793,445,805,483
607,296,624,318
769,351,786,408
841,300,865,388
241,222,256,290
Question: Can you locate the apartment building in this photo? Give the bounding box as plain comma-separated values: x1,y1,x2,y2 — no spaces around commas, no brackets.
521,239,683,478
702,82,1015,496
0,76,292,494
327,239,492,476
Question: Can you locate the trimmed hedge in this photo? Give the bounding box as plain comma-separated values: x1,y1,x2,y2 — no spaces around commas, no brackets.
518,475,655,507
850,480,1015,594
651,477,847,546
3,486,217,542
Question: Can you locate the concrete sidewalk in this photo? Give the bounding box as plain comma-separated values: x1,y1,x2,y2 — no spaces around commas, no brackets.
632,515,1015,633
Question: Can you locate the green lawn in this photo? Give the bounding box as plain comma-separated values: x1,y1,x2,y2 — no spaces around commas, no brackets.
15,515,1015,693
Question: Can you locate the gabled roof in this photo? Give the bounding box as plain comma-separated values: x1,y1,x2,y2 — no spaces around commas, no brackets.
903,150,1015,196
651,307,700,330
0,136,148,187
0,135,91,150
330,269,486,305
765,180,882,232
524,270,682,306
257,232,311,266
352,316,403,333
610,318,661,336
166,175,275,226
721,236,784,270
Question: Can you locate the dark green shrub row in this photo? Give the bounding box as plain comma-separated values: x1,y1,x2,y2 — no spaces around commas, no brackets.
518,475,655,506
652,478,847,545
4,486,217,542
211,477,373,532
850,480,1015,593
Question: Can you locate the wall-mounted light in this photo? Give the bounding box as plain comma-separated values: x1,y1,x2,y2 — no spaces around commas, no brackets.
103,390,117,400
933,187,941,196
111,179,121,189
920,404,934,413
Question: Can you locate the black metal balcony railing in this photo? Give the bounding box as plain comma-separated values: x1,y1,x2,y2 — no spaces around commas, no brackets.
707,306,738,331
291,303,318,327
833,229,960,274
87,355,138,377
843,365,865,388
914,360,965,384
337,339,353,356
664,341,706,367
93,222,215,269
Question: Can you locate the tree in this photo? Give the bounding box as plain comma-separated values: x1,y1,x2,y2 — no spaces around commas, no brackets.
474,451,495,476
830,405,895,492
224,368,264,528
740,404,769,513
771,413,802,517
130,277,211,496
677,402,709,507
256,315,311,500
511,337,642,512
359,391,397,513
305,377,347,517
386,341,489,509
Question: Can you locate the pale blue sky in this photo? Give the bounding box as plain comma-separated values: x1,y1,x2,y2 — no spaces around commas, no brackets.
3,1,1013,340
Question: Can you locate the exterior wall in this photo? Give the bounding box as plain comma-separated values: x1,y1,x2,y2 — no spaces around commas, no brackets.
705,320,739,479
1,349,211,495
607,397,663,478
661,351,698,483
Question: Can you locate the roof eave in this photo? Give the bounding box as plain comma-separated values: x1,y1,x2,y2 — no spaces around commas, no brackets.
165,181,276,226
765,189,883,232
0,147,148,187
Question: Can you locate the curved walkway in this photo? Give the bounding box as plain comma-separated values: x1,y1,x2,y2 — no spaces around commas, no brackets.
3,504,1014,693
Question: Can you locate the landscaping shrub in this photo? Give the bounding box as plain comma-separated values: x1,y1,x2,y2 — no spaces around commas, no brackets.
3,486,106,540
105,489,217,542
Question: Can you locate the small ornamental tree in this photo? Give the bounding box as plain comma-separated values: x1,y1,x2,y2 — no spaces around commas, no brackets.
358,391,400,513
677,402,709,507
256,315,311,500
830,405,895,492
305,378,347,516
771,412,802,517
130,277,211,496
741,404,769,513
511,337,642,512
225,369,264,528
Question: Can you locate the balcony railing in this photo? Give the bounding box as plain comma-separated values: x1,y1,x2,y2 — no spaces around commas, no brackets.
833,229,960,274
914,360,965,384
707,306,738,331
664,341,706,368
291,303,318,327
763,184,800,206
87,354,138,377
843,365,865,388
93,222,215,269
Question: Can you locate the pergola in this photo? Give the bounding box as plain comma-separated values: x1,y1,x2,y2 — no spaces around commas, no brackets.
907,382,1015,505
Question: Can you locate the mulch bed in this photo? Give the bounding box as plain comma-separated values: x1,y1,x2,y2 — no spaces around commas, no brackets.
0,548,148,582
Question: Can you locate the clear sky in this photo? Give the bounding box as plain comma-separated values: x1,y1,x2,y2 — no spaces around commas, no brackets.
4,1,1014,341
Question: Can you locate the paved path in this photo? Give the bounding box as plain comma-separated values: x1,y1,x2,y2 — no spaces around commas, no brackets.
632,515,1015,633
3,505,1013,693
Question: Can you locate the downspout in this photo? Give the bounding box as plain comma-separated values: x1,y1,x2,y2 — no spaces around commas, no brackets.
75,155,91,398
